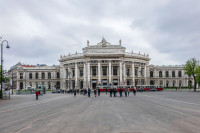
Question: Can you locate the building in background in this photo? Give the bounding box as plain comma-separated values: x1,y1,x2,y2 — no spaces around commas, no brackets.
8,38,193,90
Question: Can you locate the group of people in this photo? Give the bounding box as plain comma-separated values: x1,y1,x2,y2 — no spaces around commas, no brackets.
72,87,137,98
108,88,137,97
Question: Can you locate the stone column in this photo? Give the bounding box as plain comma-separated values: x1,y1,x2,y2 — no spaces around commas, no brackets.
109,61,111,84
132,62,135,86
120,61,122,85
60,63,66,90
144,65,147,85
67,64,71,90
75,63,78,88
87,62,90,88
83,63,86,88
123,62,126,85
98,61,101,84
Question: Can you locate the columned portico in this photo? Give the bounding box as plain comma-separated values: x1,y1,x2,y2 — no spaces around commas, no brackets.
120,61,122,85
87,62,90,88
83,62,86,88
98,61,101,84
75,62,78,88
123,62,126,85
109,61,111,84
132,62,135,86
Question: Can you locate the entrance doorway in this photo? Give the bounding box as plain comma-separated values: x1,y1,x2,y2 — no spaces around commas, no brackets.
92,79,97,89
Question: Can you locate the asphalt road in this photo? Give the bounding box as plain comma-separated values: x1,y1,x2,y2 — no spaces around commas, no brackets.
0,91,200,133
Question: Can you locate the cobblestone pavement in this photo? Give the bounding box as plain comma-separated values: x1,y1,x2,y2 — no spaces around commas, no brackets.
0,91,200,133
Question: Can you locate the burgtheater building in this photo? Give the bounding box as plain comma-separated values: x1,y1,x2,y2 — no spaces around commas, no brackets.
9,38,193,90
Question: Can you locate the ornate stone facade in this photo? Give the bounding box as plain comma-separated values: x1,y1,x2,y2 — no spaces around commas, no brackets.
8,38,193,90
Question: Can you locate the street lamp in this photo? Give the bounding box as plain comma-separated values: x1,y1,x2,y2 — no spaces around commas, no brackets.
68,64,71,91
1,39,10,98
189,75,191,90
139,63,142,92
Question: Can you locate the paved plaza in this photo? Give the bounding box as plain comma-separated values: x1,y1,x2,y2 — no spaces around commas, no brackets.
0,90,200,133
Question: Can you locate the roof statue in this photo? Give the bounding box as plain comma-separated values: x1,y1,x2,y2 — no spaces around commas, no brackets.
119,39,122,46
102,37,106,46
87,40,89,46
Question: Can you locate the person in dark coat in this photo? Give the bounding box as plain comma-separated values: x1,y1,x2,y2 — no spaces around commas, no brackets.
98,88,100,96
113,88,116,97
119,88,122,97
74,89,76,97
88,88,91,97
94,89,97,97
124,88,127,97
133,88,136,96
110,88,113,97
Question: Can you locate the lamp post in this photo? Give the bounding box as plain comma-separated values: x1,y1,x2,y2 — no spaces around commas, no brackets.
189,75,191,90
68,64,71,91
139,63,142,92
1,39,10,98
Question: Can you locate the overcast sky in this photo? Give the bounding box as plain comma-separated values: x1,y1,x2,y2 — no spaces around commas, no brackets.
1,0,200,70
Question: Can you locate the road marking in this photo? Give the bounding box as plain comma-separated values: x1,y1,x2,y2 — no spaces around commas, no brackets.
142,95,200,106
1,96,69,113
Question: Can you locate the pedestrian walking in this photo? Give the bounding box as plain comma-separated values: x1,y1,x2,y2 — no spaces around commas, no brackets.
133,88,136,96
94,89,97,97
125,88,127,97
128,88,130,96
88,88,91,97
110,88,113,97
35,90,39,100
106,88,107,94
98,88,100,96
74,89,76,97
119,88,122,97
114,88,116,97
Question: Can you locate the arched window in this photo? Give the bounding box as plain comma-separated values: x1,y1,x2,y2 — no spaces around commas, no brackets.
150,71,154,77
135,80,138,86
126,68,130,76
20,73,23,79
56,82,60,89
80,69,83,76
80,81,83,89
102,66,107,76
20,82,23,89
172,71,175,77
57,72,60,79
48,72,51,79
113,66,118,76
166,81,169,87
160,80,163,86
29,73,32,79
159,71,162,78
150,80,154,85
92,66,96,76
173,80,176,87
48,81,51,89
29,82,32,86
42,73,45,79
178,71,182,77
179,80,182,87
165,71,169,77
35,73,38,79
135,69,138,77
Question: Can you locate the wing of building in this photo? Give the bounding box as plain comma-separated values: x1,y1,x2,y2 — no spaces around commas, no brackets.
8,38,193,90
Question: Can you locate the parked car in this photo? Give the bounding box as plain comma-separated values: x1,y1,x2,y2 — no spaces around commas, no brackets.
52,89,61,93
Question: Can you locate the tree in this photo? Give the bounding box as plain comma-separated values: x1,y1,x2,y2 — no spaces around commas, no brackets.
184,58,199,91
